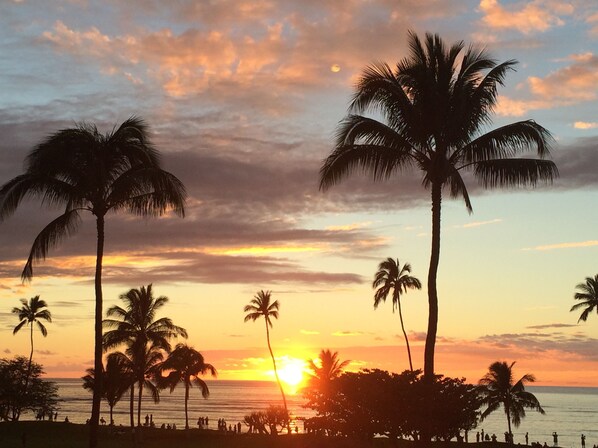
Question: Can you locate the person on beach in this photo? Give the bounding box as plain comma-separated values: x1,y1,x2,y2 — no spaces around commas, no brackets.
526,432,529,445
553,432,558,446
582,434,586,448
476,432,480,443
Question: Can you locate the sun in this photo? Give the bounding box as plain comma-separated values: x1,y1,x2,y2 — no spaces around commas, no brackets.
277,357,307,391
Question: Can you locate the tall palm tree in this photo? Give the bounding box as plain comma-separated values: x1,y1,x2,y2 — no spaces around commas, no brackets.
244,290,290,433
158,344,217,429
306,349,349,390
570,274,598,323
0,117,186,448
478,361,545,436
82,353,135,425
12,296,52,402
103,284,187,426
319,31,557,380
373,258,421,371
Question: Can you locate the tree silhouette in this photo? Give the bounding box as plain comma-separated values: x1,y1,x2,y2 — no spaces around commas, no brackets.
373,258,421,371
479,361,545,436
158,344,216,429
0,116,186,448
82,353,135,425
319,31,557,380
570,274,598,323
244,290,290,433
12,295,52,416
103,284,187,426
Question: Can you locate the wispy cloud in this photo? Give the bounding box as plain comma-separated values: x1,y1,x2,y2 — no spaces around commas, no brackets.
300,329,320,335
332,330,364,337
455,218,503,228
479,0,572,34
523,240,598,251
574,121,598,129
527,323,577,330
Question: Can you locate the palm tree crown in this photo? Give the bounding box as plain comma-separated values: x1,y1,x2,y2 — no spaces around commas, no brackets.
307,349,350,388
570,274,598,323
244,290,290,433
12,296,52,338
373,258,421,371
479,361,545,435
320,31,557,379
103,284,187,427
0,116,186,447
159,344,217,429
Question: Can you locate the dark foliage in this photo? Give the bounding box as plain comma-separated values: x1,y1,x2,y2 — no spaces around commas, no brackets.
303,368,481,441
0,356,59,421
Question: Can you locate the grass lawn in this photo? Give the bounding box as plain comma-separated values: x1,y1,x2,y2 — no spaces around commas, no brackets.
0,421,399,448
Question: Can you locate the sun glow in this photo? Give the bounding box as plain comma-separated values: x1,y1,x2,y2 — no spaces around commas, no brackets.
276,357,307,393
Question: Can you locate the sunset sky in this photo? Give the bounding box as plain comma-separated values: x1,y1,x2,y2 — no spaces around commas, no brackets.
1,0,597,388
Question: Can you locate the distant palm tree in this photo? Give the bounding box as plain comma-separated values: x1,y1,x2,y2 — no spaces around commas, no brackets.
373,258,421,371
82,353,135,425
478,361,545,436
319,31,558,380
158,344,217,429
307,349,350,386
244,290,290,433
0,116,186,448
103,284,187,426
12,295,52,403
570,274,598,323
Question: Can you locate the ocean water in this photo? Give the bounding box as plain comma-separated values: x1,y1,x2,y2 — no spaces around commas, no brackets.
35,380,598,447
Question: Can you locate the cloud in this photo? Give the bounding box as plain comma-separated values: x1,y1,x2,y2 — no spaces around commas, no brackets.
300,329,320,335
479,0,572,34
522,240,598,251
526,323,578,330
332,330,364,337
574,121,598,130
455,218,503,229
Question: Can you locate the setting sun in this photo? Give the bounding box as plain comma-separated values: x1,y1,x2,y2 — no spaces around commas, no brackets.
277,357,307,391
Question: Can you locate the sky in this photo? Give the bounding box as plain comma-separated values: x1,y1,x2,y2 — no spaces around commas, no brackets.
0,0,597,388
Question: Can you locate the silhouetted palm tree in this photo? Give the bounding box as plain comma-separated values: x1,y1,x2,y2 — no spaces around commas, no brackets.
82,353,135,425
12,295,52,404
0,116,186,448
479,361,545,436
307,349,349,389
373,258,421,371
244,290,290,433
319,31,558,380
103,284,187,426
158,344,217,429
570,274,598,323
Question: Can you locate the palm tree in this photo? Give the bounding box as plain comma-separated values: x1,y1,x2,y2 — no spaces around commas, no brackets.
158,344,217,429
319,31,557,380
307,349,350,386
373,258,421,371
570,274,598,323
244,290,290,433
82,353,135,425
12,295,52,404
103,284,187,426
478,361,545,436
0,117,186,448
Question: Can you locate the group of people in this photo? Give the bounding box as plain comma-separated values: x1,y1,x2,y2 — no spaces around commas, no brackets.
475,429,589,447
217,418,242,434
196,416,209,429
35,411,58,421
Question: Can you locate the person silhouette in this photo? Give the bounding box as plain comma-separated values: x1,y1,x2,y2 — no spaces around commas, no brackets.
582,434,586,448
526,432,529,445
553,432,558,446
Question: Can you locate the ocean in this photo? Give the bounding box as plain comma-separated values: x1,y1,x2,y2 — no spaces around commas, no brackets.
35,380,598,447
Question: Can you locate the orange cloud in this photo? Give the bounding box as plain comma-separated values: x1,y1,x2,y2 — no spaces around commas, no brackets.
523,240,598,251
479,0,572,34
573,121,598,130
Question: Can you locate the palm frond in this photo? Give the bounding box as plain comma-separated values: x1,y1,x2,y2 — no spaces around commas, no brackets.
473,158,558,188
21,209,81,281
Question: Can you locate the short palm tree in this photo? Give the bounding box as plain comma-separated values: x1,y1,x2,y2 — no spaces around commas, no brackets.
82,353,135,425
103,284,187,426
12,296,52,399
0,116,186,448
373,258,421,371
158,344,217,429
479,361,545,436
244,290,290,433
319,31,557,380
570,274,598,323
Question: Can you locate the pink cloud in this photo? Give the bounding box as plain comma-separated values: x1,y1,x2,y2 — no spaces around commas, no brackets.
479,0,572,34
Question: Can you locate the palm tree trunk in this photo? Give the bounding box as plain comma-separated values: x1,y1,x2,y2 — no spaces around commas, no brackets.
396,297,413,371
506,397,512,436
265,321,291,434
129,384,134,428
424,183,442,381
137,381,144,427
17,324,35,421
184,383,189,430
109,404,114,426
90,215,105,448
